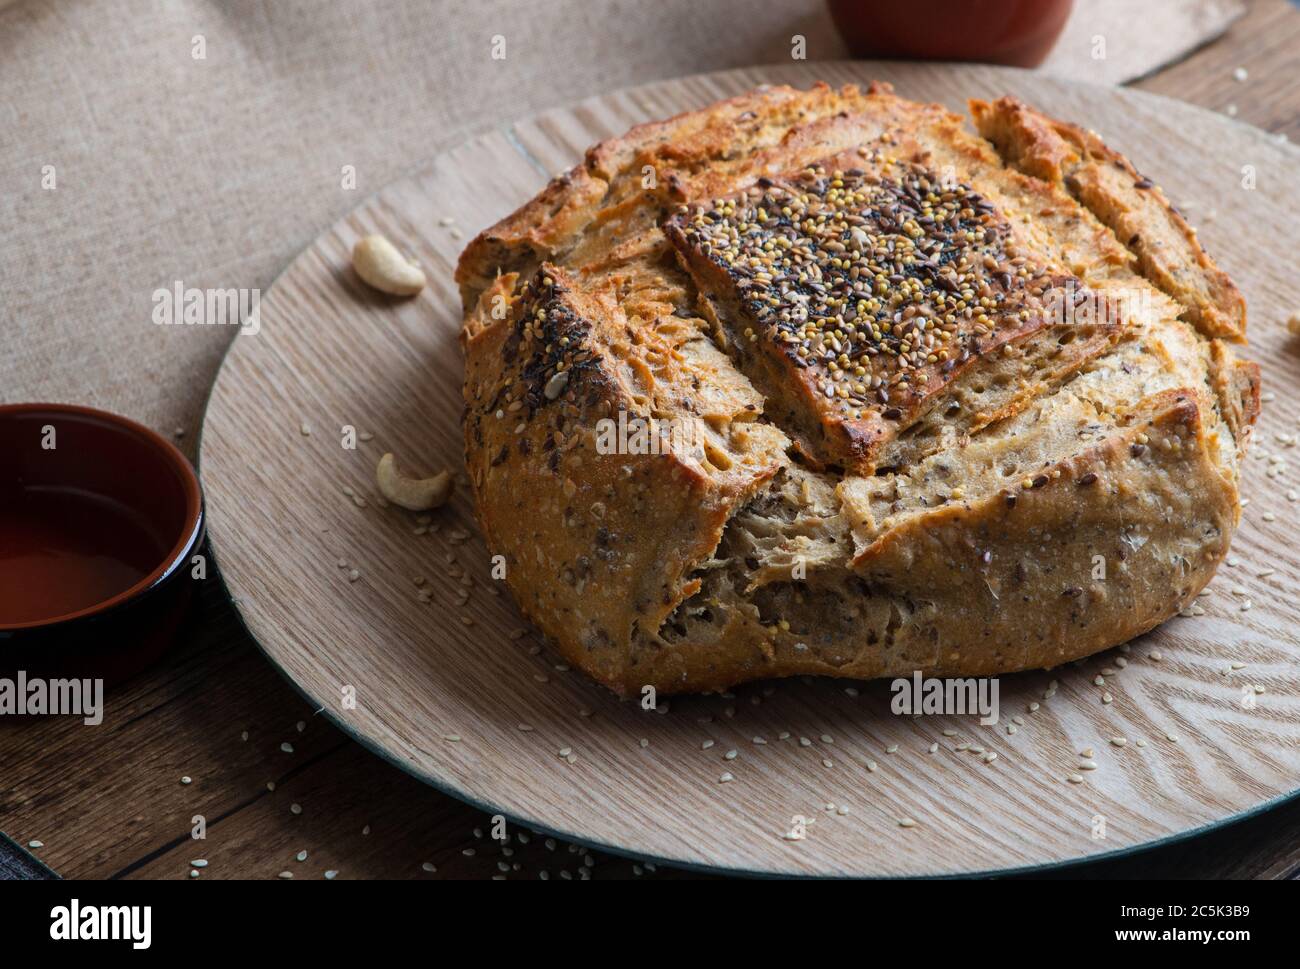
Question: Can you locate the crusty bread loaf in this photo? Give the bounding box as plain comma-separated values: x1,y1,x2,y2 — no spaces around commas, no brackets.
456,82,1259,696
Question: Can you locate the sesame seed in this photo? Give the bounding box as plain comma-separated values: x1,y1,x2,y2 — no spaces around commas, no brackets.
897,817,917,828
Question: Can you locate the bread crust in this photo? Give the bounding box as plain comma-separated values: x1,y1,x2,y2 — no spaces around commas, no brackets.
458,83,1258,696
969,96,1247,342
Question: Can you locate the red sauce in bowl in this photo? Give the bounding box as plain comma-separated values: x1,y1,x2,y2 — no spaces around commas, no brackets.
0,404,202,632
0,486,168,626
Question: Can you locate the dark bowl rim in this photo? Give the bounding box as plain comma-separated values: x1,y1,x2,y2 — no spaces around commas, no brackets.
0,402,205,633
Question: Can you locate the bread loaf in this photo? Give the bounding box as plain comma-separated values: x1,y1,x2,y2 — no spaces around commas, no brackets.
457,82,1259,696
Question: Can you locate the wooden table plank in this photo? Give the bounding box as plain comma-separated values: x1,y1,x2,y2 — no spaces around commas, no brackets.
1136,0,1300,142
4,0,1299,881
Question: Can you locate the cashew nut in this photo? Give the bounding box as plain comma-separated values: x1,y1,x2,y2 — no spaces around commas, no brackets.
375,453,453,511
352,235,426,296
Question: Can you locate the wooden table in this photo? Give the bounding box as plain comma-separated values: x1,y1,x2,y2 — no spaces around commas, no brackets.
4,0,1299,881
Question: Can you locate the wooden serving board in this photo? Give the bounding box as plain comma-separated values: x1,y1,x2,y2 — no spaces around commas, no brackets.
200,62,1300,877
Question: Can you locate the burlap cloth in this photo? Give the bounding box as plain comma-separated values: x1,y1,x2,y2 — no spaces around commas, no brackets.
0,0,1241,449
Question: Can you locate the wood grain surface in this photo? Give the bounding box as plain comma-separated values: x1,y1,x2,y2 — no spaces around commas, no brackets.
195,61,1300,877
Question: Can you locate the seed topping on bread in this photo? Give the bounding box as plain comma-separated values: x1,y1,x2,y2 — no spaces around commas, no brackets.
666,152,1097,471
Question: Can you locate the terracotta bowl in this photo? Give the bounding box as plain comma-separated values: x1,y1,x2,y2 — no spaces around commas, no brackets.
0,404,204,684
827,0,1074,68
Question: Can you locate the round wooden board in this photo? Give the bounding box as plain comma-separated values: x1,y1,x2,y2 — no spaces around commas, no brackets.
200,62,1300,877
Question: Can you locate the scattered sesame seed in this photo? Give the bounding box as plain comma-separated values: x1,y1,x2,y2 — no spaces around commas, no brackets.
325,870,339,880
421,862,436,872
897,817,917,828
190,859,208,868
719,772,734,783
290,803,302,815
278,871,294,879
180,776,192,785
281,742,294,754
296,850,308,862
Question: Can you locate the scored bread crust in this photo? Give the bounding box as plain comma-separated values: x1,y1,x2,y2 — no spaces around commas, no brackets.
457,82,1259,696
